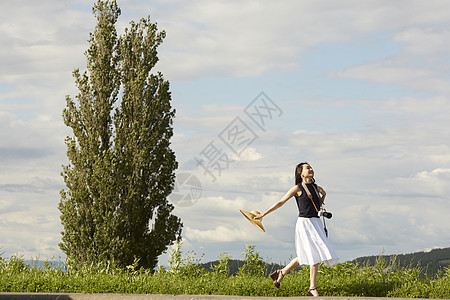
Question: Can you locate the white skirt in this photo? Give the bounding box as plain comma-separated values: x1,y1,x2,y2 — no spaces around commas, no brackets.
295,217,339,267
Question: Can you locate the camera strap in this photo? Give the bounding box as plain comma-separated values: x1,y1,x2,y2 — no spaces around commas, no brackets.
301,182,320,213
322,215,328,237
302,182,328,237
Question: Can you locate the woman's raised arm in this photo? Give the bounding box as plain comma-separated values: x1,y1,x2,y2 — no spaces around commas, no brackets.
254,185,300,219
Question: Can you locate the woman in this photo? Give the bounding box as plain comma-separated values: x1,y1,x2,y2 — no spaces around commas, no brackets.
254,162,338,296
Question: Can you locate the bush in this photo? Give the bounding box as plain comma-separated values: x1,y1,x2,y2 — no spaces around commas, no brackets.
237,245,265,277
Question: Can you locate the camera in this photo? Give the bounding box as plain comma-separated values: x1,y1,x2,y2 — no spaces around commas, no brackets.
319,210,332,219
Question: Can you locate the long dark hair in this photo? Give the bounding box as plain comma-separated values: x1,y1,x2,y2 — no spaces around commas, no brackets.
295,162,315,185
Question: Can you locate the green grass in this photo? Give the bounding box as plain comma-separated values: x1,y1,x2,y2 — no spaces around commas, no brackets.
1,247,449,298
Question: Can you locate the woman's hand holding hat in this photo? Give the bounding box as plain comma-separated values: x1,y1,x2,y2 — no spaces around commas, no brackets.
240,209,265,232
253,213,263,220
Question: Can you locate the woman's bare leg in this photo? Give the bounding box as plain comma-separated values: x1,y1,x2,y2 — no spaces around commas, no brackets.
309,263,320,296
277,257,299,282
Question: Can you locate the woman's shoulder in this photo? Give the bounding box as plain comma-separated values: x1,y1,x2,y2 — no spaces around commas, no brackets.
289,184,302,197
316,184,326,194
288,184,301,193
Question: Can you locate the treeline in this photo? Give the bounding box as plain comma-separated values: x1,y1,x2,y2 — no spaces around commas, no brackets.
350,247,450,277
200,259,283,277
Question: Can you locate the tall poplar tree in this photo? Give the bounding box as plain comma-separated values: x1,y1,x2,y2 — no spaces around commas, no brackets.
59,0,182,269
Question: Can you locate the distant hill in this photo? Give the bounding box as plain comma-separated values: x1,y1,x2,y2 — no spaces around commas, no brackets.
201,247,450,277
350,247,450,277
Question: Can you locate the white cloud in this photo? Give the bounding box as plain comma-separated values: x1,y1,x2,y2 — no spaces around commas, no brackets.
231,147,263,161
0,189,63,259
394,168,450,196
1,0,450,264
332,27,450,95
333,61,450,95
153,0,450,80
334,63,431,84
394,28,450,56
185,225,264,243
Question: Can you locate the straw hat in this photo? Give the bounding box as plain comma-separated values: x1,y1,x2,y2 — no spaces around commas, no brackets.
240,209,265,232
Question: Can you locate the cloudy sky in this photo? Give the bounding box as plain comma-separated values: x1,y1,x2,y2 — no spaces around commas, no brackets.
1,0,449,267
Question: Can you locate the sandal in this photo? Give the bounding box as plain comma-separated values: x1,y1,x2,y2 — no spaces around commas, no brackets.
307,287,319,297
269,269,284,288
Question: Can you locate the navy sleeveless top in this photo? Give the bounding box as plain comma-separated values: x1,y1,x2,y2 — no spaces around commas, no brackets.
295,183,320,218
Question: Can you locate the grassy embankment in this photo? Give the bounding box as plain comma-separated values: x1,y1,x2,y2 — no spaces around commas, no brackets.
1,245,449,298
